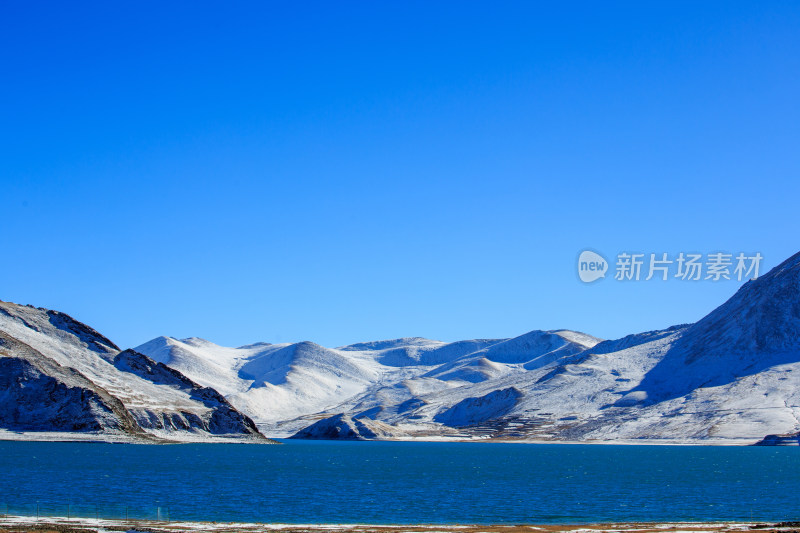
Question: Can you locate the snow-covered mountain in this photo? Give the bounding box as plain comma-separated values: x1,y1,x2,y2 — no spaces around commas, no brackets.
135,250,800,444
0,302,271,443
134,328,601,437
9,251,798,444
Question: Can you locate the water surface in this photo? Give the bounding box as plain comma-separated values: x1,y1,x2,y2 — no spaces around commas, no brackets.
0,440,798,524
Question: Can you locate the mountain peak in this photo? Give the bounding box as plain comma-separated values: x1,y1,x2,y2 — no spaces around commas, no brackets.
681,250,800,359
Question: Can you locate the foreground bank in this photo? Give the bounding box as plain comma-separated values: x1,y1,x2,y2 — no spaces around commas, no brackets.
1,516,798,533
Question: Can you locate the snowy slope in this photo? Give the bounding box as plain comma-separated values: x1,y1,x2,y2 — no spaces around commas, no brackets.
135,336,386,434
0,302,269,442
423,329,601,383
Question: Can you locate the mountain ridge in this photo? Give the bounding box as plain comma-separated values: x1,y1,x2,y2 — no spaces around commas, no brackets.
0,301,273,443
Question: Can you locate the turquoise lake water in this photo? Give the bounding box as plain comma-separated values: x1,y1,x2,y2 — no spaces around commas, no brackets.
0,440,798,524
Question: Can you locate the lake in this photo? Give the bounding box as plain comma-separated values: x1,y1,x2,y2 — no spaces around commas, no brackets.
0,440,798,524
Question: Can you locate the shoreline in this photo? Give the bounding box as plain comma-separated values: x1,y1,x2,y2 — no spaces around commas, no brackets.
0,430,277,445
1,516,799,533
0,429,765,446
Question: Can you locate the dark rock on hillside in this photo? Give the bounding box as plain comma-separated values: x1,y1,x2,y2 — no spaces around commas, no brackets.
289,413,403,440
434,387,522,427
0,300,272,442
754,432,800,446
0,332,142,434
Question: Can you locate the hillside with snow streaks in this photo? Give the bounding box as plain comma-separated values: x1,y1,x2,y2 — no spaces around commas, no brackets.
135,251,800,444
0,302,270,443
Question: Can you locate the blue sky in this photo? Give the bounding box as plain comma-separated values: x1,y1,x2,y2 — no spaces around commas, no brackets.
2,2,799,349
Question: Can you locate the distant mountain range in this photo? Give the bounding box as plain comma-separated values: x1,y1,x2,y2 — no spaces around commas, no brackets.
3,251,800,444
134,327,601,438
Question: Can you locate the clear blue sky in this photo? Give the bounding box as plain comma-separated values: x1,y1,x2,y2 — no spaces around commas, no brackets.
2,2,799,349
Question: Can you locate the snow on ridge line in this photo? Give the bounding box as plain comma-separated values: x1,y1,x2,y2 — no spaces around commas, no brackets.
337,337,445,351
550,329,603,348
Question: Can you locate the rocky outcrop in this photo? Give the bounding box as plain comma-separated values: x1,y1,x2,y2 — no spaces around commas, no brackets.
754,432,800,446
289,413,403,440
